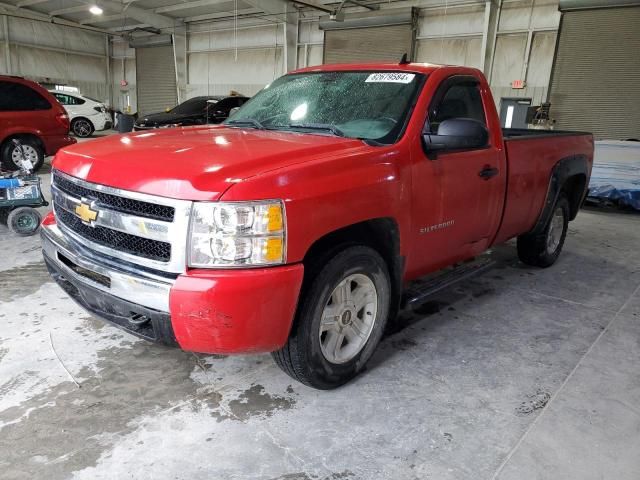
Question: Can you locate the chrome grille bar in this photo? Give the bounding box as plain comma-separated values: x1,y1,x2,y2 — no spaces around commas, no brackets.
52,169,192,274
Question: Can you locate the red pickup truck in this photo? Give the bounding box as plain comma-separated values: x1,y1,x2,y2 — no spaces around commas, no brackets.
41,63,593,389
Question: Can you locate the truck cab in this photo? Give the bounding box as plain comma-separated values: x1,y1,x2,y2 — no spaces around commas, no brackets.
41,62,593,389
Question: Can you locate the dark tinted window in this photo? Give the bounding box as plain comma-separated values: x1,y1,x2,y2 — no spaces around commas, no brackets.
214,98,239,112
171,97,210,115
429,82,486,133
0,81,52,111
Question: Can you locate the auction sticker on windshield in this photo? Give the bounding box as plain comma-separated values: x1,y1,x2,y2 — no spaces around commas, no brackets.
365,73,415,83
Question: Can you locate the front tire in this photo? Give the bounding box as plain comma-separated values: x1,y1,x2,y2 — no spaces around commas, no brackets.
517,195,570,267
272,246,391,389
1,137,45,171
71,118,95,138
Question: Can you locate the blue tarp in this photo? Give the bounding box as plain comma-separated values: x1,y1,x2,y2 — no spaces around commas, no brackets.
588,141,640,210
0,178,21,189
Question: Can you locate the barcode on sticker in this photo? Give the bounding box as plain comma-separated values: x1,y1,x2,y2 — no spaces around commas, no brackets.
365,73,415,84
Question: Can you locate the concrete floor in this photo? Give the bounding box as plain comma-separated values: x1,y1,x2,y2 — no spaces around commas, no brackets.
1,136,639,479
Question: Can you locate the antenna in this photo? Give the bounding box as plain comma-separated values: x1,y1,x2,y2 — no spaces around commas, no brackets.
399,53,409,65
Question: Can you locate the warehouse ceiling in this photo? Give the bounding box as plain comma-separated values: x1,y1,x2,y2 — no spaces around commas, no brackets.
0,0,411,32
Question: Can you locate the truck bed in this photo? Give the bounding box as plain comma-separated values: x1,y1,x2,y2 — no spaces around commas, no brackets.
493,129,594,245
502,128,592,140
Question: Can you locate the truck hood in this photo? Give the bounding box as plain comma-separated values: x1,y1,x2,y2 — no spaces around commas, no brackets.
53,125,367,200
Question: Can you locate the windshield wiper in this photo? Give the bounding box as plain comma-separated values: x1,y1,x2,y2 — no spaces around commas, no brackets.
225,118,266,130
285,123,346,137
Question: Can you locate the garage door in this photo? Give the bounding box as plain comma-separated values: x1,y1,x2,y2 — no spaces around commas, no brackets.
549,5,640,139
324,24,414,64
136,45,177,116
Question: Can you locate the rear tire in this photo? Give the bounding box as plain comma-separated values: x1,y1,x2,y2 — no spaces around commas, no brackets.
1,137,45,171
7,207,42,236
272,246,391,389
71,118,95,138
517,195,570,268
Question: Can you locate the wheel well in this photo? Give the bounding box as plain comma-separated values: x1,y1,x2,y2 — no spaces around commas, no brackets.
302,218,404,316
561,174,587,219
72,116,92,126
1,133,44,153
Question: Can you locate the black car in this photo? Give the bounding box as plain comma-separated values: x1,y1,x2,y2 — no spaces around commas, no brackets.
133,95,248,130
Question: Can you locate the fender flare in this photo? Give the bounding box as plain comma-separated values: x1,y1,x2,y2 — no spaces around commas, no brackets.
530,155,590,235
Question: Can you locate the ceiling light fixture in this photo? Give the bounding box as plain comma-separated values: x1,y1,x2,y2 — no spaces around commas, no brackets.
89,5,103,15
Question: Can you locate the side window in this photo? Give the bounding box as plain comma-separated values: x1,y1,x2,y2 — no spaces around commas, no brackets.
0,82,51,111
428,81,486,134
69,96,85,105
54,93,68,105
215,99,233,112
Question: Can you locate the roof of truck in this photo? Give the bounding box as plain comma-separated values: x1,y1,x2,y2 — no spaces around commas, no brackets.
291,62,447,75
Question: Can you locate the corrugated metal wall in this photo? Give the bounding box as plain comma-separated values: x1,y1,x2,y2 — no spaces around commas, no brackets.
549,6,640,139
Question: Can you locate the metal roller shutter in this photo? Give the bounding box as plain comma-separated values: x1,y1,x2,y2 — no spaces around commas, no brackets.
136,45,177,116
323,24,415,64
549,6,640,139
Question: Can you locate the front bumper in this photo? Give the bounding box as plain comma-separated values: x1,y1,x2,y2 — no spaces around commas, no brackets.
41,214,304,354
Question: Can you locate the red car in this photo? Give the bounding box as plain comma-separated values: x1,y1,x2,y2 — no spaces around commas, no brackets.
0,76,76,171
42,63,593,389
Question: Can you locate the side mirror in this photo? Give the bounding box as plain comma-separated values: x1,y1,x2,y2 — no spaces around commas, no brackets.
422,118,488,154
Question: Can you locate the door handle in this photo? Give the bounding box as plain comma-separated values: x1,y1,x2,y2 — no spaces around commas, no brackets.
479,166,499,180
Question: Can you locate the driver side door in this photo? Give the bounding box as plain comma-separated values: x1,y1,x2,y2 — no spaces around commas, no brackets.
409,75,506,276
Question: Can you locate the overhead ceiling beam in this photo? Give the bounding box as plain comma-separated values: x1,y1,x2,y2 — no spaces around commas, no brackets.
183,7,260,22
244,0,296,22
110,23,150,31
156,0,230,14
290,0,333,13
16,0,48,7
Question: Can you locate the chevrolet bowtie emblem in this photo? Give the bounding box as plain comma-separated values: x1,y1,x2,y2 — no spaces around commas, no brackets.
75,202,98,224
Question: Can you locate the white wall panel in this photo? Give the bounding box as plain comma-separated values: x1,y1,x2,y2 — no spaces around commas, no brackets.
416,36,483,68
527,31,556,87
8,17,105,56
189,24,282,51
187,47,283,97
110,39,136,113
10,44,108,101
418,4,486,37
298,20,323,44
499,0,560,31
297,44,323,68
491,33,528,86
0,41,5,73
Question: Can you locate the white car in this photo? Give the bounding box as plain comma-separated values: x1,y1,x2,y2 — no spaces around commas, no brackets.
49,91,112,138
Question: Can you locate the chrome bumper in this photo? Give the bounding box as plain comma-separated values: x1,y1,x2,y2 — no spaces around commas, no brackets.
41,222,174,313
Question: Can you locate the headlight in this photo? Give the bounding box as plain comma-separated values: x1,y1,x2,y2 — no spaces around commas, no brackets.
188,200,286,268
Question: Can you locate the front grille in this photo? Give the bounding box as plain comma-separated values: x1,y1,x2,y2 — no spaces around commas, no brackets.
53,172,174,222
56,208,171,262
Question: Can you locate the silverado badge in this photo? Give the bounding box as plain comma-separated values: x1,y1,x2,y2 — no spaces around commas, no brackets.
75,201,98,225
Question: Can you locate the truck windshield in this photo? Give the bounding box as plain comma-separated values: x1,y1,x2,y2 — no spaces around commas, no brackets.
225,71,425,144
